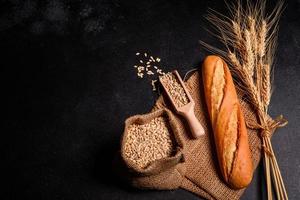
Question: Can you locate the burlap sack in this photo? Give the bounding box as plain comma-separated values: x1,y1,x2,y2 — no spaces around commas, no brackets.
120,108,187,189
119,71,262,200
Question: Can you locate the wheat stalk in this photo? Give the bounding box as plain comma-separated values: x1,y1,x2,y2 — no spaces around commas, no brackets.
200,0,286,199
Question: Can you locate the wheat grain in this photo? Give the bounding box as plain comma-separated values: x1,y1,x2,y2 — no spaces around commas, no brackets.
160,72,189,107
151,80,157,91
133,52,167,91
124,117,174,168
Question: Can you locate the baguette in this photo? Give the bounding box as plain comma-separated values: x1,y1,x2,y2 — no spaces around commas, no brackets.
202,55,253,189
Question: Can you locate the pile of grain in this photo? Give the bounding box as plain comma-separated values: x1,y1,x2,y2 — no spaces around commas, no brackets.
160,72,189,107
124,116,175,168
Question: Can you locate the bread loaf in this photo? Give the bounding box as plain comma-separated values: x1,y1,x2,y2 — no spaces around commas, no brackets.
202,55,253,189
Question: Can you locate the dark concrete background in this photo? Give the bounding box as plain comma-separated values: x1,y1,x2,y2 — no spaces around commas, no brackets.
2,0,299,199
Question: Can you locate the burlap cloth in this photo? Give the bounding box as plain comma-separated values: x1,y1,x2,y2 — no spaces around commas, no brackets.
119,70,263,200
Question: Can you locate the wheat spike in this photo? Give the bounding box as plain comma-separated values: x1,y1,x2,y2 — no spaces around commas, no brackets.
228,51,241,68
256,21,267,104
248,17,258,54
232,21,242,47
248,16,257,78
258,20,267,58
262,64,271,107
244,29,255,78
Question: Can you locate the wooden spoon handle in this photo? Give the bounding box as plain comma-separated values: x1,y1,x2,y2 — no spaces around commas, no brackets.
183,110,205,138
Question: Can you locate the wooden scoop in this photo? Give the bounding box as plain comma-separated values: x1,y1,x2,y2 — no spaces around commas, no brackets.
159,70,205,138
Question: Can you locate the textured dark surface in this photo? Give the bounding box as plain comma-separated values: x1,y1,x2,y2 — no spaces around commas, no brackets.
3,0,300,199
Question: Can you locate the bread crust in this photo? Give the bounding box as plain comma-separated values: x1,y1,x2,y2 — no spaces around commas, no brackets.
202,55,253,189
